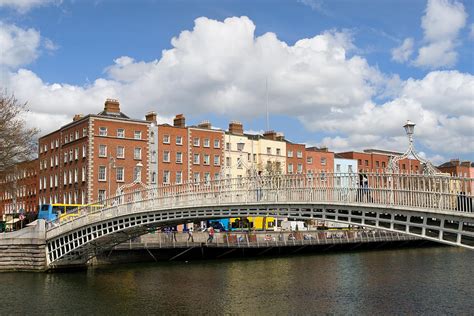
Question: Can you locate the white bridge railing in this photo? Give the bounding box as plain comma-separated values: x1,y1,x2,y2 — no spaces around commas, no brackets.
47,172,474,233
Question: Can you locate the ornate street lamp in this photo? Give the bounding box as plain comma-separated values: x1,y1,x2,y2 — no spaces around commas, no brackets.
388,120,439,175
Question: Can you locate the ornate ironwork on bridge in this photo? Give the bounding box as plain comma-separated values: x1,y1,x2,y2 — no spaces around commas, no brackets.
45,172,474,267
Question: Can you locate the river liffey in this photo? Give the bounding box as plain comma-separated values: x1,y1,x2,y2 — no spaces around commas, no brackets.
1,247,473,315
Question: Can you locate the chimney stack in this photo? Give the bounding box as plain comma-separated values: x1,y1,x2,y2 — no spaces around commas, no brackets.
104,99,120,114
263,130,277,140
198,120,211,129
73,114,83,122
173,114,185,128
275,132,285,141
145,111,157,124
228,121,243,135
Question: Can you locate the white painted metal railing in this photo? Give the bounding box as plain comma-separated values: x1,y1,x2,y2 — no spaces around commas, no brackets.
46,172,474,235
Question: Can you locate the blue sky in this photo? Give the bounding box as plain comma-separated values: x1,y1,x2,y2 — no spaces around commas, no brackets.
1,0,473,164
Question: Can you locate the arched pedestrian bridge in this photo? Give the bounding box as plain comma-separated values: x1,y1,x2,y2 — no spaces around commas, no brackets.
45,173,474,267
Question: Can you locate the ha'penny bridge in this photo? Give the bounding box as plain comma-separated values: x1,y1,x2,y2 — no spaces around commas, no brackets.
40,172,473,268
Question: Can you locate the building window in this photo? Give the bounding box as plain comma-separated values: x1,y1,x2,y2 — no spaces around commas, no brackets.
55,139,59,148
297,151,303,158
307,157,313,164
151,150,157,163
226,142,230,150
117,128,125,138
203,138,210,147
365,160,369,166
204,172,211,184
288,150,293,158
151,172,156,184
163,134,170,144
375,161,380,168
336,164,341,172
68,170,72,184
203,154,210,165
163,170,170,184
69,149,73,162
134,131,142,140
193,172,200,183
214,155,220,166
98,166,106,181
288,163,293,173
297,163,303,173
321,158,327,166
117,146,125,159
55,175,58,187
99,145,107,157
116,167,124,182
83,128,87,137
134,148,142,160
193,137,200,147
176,136,182,145
267,147,271,155
176,152,182,163
176,171,182,184
75,131,79,140
348,165,353,173
74,148,79,160
226,157,231,167
382,162,386,168
82,166,86,182
150,131,155,143
98,190,106,202
99,127,107,136
276,148,281,156
74,168,78,183
82,145,87,158
214,139,220,148
163,151,170,162
402,163,406,170
55,155,58,166
193,153,200,164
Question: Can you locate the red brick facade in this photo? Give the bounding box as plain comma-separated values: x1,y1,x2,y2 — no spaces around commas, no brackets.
0,159,38,218
188,126,224,182
286,142,306,174
37,99,150,205
305,147,335,173
337,150,420,173
157,124,188,185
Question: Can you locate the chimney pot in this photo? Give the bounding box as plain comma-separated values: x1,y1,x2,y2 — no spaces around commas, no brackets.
104,99,120,114
73,114,83,122
228,121,243,135
145,111,157,124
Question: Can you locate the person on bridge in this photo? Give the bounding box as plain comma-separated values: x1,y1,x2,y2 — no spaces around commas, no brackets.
207,226,215,243
187,225,194,242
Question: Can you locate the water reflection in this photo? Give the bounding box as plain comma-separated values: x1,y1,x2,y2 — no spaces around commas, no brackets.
0,247,472,315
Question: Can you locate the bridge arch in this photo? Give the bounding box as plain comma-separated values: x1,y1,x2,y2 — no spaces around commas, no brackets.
45,173,474,266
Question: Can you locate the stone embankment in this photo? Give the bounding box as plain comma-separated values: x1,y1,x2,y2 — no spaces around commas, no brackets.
0,220,47,272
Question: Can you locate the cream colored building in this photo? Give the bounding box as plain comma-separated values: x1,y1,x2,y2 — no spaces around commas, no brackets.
223,122,286,178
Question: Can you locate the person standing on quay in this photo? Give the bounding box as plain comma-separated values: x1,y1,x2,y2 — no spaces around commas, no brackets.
207,226,215,243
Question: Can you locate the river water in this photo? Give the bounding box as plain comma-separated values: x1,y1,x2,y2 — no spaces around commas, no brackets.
1,246,473,315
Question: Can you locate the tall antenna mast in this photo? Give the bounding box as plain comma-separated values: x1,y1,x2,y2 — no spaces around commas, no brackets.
265,77,270,131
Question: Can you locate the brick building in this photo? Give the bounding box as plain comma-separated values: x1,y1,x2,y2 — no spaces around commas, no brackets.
0,159,38,220
286,141,306,174
188,122,224,183
37,99,150,205
305,147,335,173
438,159,474,178
156,114,189,185
337,149,420,173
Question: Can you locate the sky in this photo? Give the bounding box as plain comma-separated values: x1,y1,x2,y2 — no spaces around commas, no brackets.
0,0,473,164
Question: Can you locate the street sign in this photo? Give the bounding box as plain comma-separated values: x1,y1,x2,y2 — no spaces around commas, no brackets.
19,214,25,221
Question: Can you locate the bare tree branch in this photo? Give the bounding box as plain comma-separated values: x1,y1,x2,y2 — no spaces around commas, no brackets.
0,90,39,172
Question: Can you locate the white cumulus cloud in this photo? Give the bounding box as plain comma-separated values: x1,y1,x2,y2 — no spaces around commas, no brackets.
1,16,472,160
414,0,467,69
0,22,41,68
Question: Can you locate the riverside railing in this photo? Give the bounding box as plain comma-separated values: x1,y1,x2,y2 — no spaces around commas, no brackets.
115,230,420,250
47,172,473,232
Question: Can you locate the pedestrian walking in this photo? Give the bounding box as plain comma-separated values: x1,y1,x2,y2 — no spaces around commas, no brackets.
207,226,215,243
187,225,194,242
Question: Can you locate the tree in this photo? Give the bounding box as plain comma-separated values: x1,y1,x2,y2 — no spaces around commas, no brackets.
0,91,39,172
